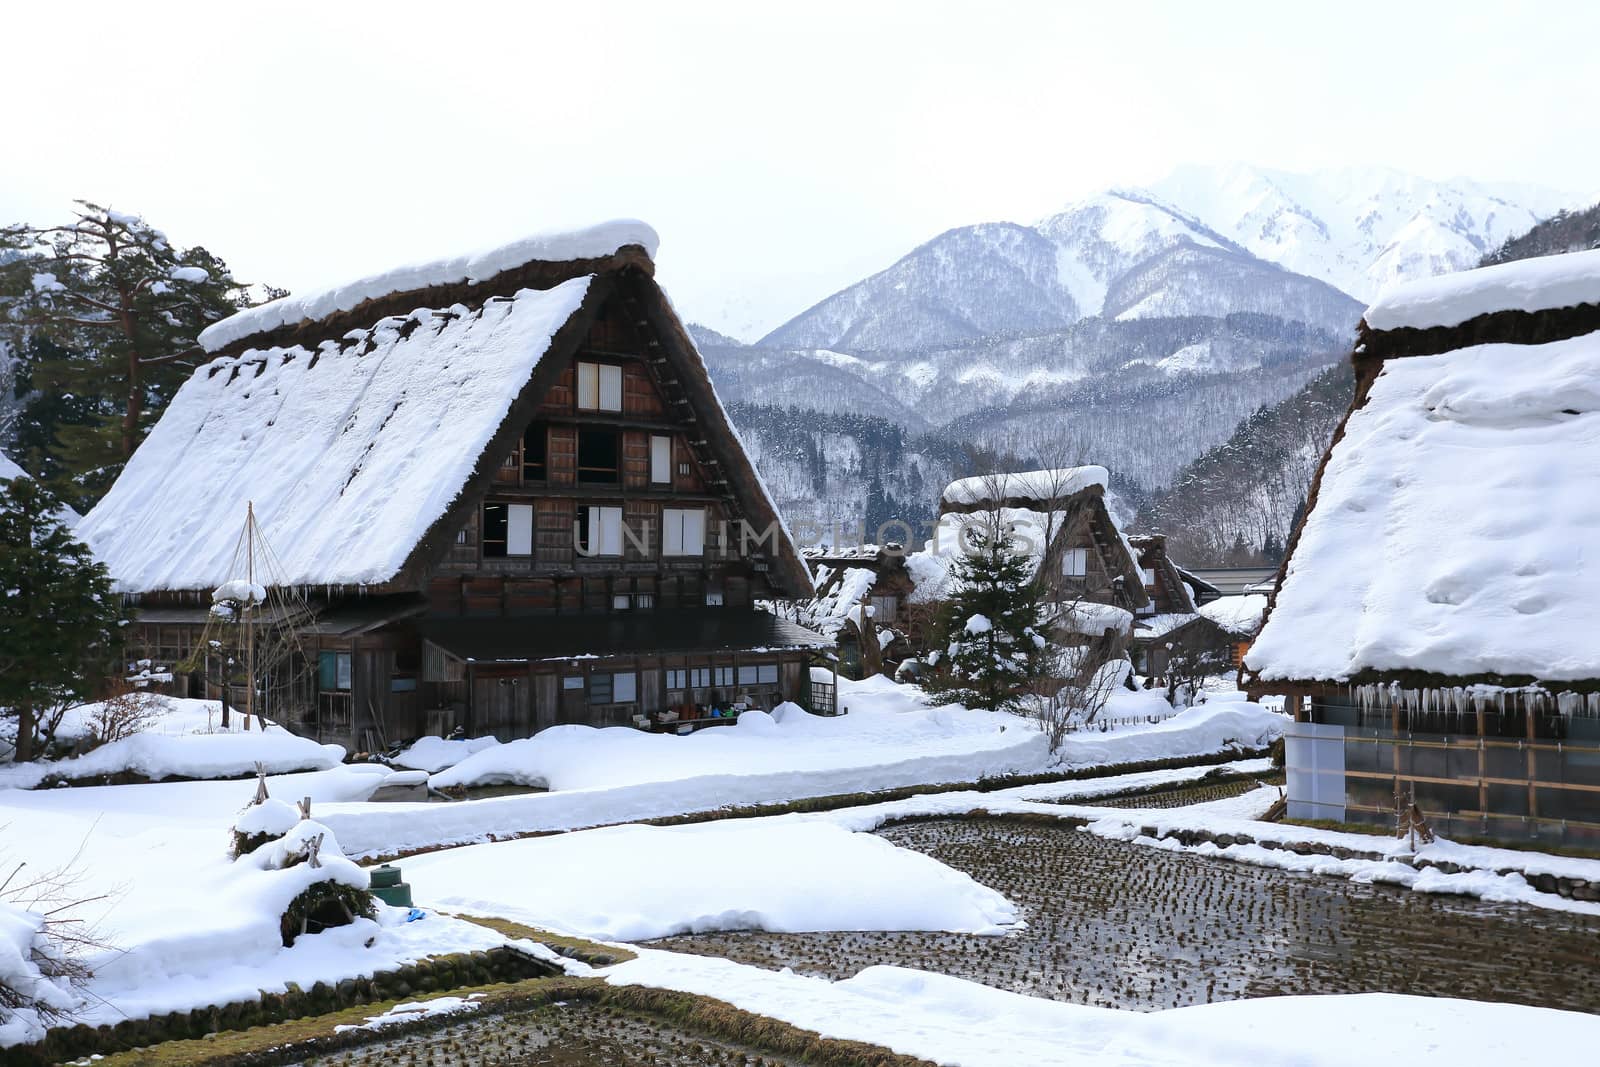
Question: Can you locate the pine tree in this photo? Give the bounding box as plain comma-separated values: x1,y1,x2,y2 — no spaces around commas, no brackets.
0,203,259,507
0,477,131,762
923,516,1048,711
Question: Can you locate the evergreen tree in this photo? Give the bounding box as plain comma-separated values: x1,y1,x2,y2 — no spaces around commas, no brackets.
923,516,1048,711
0,203,258,507
0,477,131,762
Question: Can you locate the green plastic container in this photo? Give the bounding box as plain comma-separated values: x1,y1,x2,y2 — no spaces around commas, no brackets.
368,863,413,907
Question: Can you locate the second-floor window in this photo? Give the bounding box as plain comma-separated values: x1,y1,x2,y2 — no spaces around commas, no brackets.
578,429,620,485
577,361,623,412
663,508,706,556
578,505,623,556
483,503,533,558
1062,547,1088,578
523,423,547,481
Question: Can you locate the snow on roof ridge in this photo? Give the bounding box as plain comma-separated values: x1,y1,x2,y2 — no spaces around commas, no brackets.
199,219,659,353
940,466,1108,508
1364,247,1600,332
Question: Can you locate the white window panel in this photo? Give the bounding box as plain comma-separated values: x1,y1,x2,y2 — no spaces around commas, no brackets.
507,504,534,556
577,361,599,409
613,671,637,702
738,665,759,685
587,506,623,556
663,508,706,556
613,594,632,610
1142,567,1157,586
562,675,584,690
1062,547,1088,577
650,435,672,484
757,664,778,684
599,364,623,412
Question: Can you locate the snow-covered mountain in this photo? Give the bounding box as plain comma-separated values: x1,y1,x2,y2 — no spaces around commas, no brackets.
1148,164,1578,301
705,165,1576,563
762,189,1361,352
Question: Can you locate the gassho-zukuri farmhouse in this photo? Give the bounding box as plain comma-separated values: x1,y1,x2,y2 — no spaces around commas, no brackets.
1245,247,1600,849
76,221,830,752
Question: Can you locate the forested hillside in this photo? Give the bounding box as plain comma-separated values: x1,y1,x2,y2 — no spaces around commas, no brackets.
1481,202,1600,264
1139,361,1355,566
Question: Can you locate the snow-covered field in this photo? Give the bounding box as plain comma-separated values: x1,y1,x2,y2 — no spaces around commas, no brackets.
5,674,1591,1062
322,680,1284,858
600,951,1600,1067
404,816,1018,941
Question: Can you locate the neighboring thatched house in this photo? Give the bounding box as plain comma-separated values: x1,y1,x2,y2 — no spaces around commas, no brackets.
1244,248,1600,847
782,544,916,677
905,467,1148,647
1198,593,1268,671
1127,534,1232,681
77,221,826,750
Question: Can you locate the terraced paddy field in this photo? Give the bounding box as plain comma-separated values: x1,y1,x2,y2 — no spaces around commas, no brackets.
295,999,802,1067
651,815,1600,1014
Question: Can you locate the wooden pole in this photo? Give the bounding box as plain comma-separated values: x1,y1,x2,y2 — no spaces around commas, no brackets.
245,501,256,732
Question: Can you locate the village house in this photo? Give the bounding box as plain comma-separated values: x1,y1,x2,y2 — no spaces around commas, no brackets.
1244,248,1600,848
75,222,827,751
783,544,917,678
905,468,1149,646
1125,533,1233,681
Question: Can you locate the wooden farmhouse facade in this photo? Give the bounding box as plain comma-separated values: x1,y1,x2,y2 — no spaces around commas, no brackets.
77,223,827,752
1244,249,1600,848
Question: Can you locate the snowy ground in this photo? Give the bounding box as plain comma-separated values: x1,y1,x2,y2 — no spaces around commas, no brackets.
0,762,501,1043
8,674,1590,1060
322,679,1284,858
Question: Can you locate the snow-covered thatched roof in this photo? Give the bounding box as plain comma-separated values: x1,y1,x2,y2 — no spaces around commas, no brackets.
939,466,1108,510
77,222,810,597
1249,251,1600,685
1199,593,1267,637
80,279,594,591
1364,247,1600,332
198,220,659,354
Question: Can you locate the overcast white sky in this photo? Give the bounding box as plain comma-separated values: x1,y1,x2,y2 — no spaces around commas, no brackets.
3,1,1596,339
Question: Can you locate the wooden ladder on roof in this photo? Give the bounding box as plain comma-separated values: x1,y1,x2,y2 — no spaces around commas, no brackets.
616,285,749,534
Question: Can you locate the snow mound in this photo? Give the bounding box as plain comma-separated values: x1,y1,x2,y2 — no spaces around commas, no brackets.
0,902,78,1047
388,735,500,774
235,797,302,838
1364,247,1600,332
0,730,344,790
403,816,1018,941
198,220,658,352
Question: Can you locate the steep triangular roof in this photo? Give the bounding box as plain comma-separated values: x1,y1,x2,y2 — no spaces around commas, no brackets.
908,467,1148,609
79,223,810,597
1247,250,1600,687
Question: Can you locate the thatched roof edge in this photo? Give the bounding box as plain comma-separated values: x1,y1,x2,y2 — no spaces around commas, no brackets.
210,245,656,359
